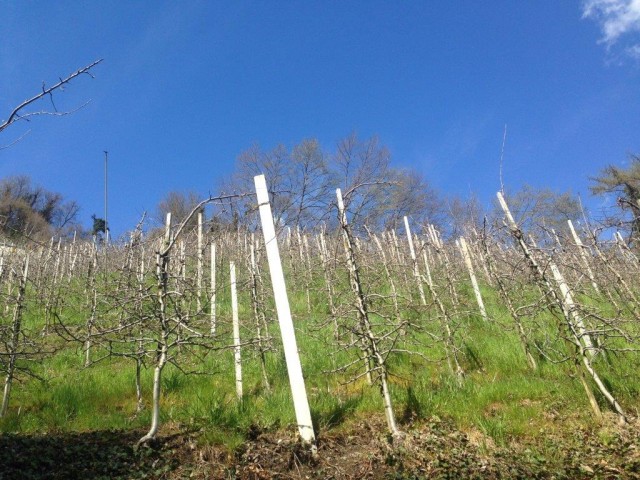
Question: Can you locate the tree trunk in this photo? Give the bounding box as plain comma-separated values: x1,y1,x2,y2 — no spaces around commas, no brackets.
197,211,203,312
336,188,401,438
497,192,626,422
138,214,172,444
250,240,271,392
1,255,29,417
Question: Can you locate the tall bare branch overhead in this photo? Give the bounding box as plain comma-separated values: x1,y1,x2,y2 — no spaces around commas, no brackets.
0,59,103,135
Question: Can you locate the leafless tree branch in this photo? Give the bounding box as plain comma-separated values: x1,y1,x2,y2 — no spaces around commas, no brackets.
0,59,103,134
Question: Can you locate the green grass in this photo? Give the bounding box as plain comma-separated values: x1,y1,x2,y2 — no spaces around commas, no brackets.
1,247,639,455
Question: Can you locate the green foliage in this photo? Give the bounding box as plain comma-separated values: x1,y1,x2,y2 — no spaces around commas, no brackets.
91,214,106,236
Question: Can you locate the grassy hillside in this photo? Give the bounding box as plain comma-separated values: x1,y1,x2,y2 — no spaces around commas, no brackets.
0,225,639,478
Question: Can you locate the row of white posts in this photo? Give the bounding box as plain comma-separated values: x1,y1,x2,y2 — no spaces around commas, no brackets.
184,183,630,444
140,175,317,448
240,176,493,448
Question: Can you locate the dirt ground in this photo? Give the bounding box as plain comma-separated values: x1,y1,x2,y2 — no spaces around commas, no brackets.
1,415,639,479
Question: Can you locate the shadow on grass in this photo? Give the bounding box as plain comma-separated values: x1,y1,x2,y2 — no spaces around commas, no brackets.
401,387,423,423
0,429,179,480
463,342,483,371
312,396,361,433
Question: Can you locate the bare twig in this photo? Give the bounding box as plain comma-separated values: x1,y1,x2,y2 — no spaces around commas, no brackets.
0,130,31,150
0,59,103,134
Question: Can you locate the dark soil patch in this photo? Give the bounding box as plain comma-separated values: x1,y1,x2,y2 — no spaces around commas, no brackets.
0,429,178,480
1,416,640,479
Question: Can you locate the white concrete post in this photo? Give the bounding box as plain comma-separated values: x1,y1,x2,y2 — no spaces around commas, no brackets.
403,216,427,306
567,220,600,295
254,174,316,448
210,243,216,335
230,261,242,399
459,236,487,320
197,211,203,311
549,261,594,355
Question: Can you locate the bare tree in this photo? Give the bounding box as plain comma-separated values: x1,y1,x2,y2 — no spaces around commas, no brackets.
223,135,441,234
156,190,202,229
495,185,582,242
332,133,394,229
0,254,29,416
446,194,485,239
384,169,443,231
288,138,332,227
0,176,80,241
221,143,293,229
136,193,248,444
496,191,628,424
590,155,640,247
333,188,402,438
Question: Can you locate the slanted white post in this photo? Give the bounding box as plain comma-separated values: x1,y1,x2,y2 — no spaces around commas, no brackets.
549,262,594,355
230,261,242,399
458,236,487,320
390,229,401,260
179,240,186,281
403,216,426,306
254,174,316,448
210,243,216,335
428,224,442,249
567,220,600,295
497,191,626,422
615,231,626,255
197,211,203,311
420,240,434,288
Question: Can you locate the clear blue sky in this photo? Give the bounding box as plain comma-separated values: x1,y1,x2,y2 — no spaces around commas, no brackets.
1,1,639,236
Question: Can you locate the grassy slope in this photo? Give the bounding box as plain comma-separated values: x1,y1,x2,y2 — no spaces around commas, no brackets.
1,250,639,478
